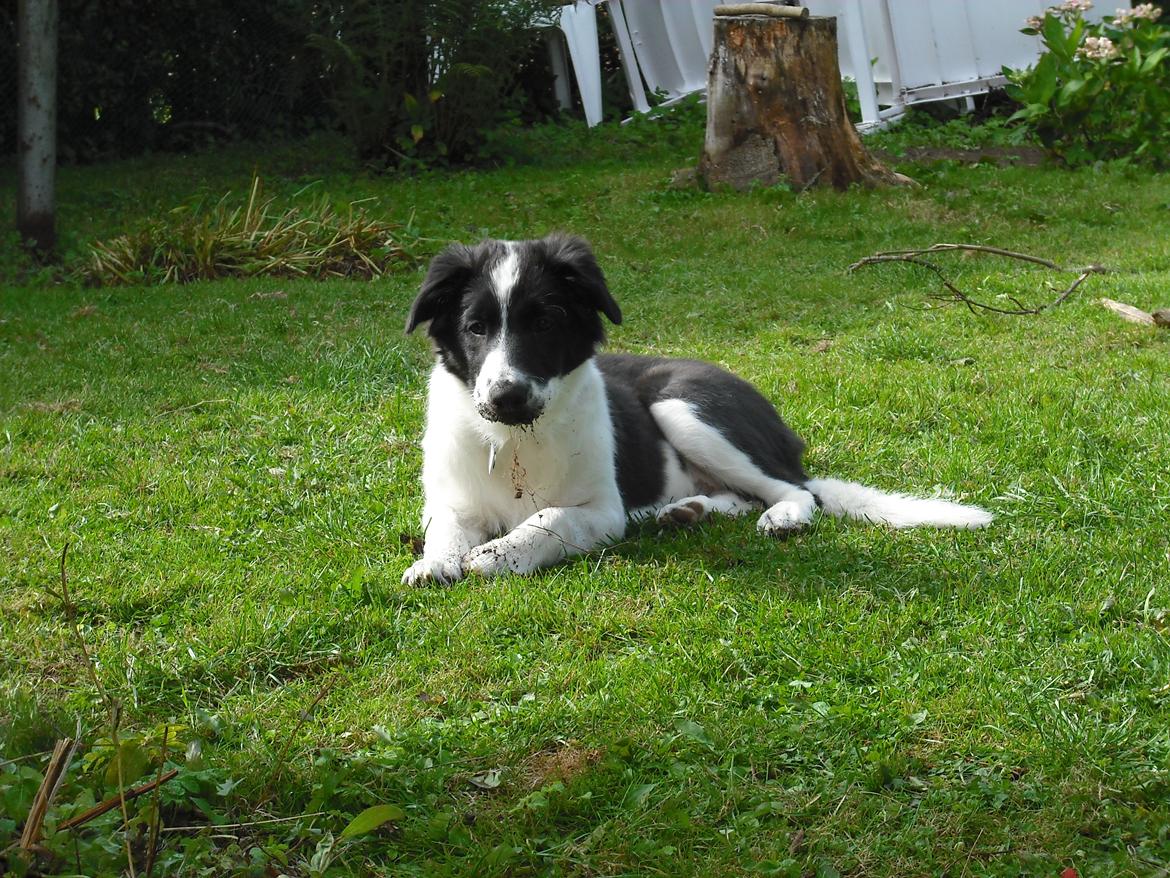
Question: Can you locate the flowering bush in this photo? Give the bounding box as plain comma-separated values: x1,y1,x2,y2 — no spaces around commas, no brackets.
1005,2,1170,165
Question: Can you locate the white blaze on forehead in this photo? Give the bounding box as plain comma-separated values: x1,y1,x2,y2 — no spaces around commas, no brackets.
489,242,521,311
474,242,526,407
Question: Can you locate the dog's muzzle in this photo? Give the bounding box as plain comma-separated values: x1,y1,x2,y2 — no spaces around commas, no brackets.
480,378,543,426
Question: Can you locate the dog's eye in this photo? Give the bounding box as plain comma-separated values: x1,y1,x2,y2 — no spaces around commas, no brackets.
466,320,487,336
532,314,554,332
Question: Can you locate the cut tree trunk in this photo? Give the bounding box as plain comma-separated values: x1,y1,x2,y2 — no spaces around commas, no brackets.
699,14,901,191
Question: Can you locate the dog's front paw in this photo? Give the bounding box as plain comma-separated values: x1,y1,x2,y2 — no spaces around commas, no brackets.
656,498,707,526
401,556,464,586
463,540,526,578
757,501,812,538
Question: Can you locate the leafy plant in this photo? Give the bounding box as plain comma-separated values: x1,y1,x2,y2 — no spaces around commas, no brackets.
83,175,421,285
1005,1,1170,166
309,0,560,167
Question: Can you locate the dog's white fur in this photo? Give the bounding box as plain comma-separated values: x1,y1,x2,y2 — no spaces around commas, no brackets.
403,360,626,584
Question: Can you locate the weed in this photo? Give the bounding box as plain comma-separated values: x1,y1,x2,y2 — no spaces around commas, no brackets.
82,175,421,286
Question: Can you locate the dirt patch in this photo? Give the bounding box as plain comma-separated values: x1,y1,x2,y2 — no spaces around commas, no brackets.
23,399,81,414
520,742,604,790
874,146,1048,167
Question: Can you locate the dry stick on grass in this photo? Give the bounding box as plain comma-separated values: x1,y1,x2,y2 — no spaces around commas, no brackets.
848,243,1109,315
159,811,331,834
58,771,180,832
17,732,81,850
0,750,53,769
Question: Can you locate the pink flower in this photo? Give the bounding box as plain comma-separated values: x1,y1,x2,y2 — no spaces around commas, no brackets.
1076,35,1120,60
1115,3,1163,24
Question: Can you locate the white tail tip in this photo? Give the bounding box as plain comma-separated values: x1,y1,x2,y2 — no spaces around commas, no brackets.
806,477,993,529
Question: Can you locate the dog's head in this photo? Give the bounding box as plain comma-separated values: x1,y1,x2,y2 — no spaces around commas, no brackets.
405,233,622,426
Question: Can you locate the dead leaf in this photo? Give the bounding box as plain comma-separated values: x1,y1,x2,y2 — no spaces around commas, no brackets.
468,769,502,790
71,304,98,318
788,828,806,855
250,290,288,300
811,339,832,353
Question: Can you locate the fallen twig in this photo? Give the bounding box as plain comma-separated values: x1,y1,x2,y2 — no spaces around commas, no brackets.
0,750,53,769
159,811,331,834
58,770,179,831
848,243,1109,315
51,544,109,705
847,242,1103,273
19,732,81,849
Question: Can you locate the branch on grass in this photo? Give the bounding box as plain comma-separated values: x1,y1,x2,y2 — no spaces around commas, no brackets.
159,811,331,834
58,770,179,831
848,243,1109,316
18,731,81,849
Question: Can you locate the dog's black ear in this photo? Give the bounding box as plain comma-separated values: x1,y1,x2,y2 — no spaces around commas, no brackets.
405,243,477,334
542,233,622,325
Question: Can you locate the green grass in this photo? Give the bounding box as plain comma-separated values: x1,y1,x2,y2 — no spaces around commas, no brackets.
2,119,1170,876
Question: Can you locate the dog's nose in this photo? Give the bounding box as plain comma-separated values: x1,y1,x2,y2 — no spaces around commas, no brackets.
489,379,530,412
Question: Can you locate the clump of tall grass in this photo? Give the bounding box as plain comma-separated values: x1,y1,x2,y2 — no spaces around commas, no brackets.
84,176,419,285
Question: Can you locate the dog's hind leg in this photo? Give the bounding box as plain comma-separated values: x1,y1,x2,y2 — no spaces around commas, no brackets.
649,398,817,536
656,493,759,526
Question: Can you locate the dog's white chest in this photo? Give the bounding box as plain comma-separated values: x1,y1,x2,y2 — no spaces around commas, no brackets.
420,362,619,535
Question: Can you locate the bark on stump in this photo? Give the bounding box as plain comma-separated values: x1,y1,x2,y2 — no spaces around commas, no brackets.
699,14,900,191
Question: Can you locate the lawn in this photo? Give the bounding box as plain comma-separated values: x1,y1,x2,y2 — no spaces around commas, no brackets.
2,114,1170,876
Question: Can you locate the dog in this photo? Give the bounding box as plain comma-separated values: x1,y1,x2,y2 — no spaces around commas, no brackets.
401,233,991,585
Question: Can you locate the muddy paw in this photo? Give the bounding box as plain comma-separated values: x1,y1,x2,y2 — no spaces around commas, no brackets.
656,499,706,526
463,543,515,578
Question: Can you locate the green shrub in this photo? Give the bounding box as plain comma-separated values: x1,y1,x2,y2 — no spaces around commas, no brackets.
310,0,560,167
1005,2,1170,166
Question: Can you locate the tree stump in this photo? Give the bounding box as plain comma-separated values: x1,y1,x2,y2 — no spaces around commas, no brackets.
699,14,901,191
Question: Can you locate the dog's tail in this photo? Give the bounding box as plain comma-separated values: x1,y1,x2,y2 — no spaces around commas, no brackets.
805,478,992,529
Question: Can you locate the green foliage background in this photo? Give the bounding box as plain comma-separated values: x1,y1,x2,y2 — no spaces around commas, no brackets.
0,0,560,166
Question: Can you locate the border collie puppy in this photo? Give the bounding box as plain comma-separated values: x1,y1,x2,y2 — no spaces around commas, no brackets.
402,233,990,585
